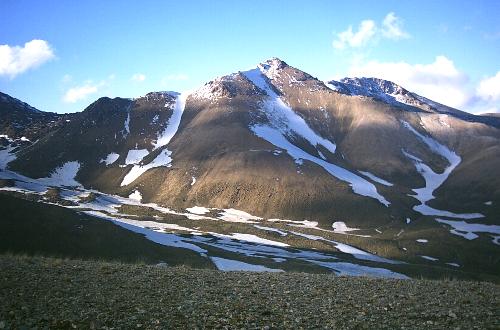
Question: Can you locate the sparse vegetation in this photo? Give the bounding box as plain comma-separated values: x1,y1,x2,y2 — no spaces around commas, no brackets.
0,254,498,329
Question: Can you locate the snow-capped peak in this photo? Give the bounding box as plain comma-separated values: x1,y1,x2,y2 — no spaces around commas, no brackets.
327,77,412,105
258,57,288,80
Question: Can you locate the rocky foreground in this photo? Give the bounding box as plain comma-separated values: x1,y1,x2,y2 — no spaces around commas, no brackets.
0,255,498,329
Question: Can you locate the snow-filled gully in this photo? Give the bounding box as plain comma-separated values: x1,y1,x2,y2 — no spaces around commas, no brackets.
401,121,483,219
120,92,188,186
242,66,390,207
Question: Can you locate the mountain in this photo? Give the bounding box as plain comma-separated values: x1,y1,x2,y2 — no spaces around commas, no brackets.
327,77,500,128
1,58,499,280
0,91,71,142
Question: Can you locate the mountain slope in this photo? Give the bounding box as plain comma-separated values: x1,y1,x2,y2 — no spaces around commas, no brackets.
0,91,70,141
1,58,498,279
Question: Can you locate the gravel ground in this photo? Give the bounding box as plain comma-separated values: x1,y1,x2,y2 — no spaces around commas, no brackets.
0,255,498,329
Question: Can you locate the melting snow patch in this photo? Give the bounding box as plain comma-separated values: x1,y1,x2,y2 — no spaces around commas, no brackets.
446,262,460,267
332,221,360,234
210,257,284,272
290,231,401,264
218,208,262,223
0,145,17,169
251,125,389,206
186,206,211,215
100,152,120,166
416,239,428,243
121,149,172,186
436,218,500,244
242,66,337,155
484,201,493,206
308,260,409,279
359,171,393,187
406,218,411,224
39,161,81,187
85,210,206,253
153,92,188,149
401,121,483,219
123,105,131,137
128,190,142,202
253,225,288,236
223,233,289,247
420,255,438,261
268,218,319,229
125,149,149,165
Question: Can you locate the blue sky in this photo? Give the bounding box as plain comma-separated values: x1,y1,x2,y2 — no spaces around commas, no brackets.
1,0,499,114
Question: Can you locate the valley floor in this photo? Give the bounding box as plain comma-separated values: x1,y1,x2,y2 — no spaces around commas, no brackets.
0,255,498,329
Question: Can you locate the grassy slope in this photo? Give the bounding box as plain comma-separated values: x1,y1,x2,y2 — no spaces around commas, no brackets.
0,255,499,329
0,193,212,268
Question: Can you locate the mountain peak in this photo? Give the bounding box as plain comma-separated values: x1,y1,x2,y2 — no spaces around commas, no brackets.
259,57,288,72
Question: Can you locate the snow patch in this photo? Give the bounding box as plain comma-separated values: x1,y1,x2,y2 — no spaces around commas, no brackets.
401,121,483,219
252,125,390,206
39,161,81,187
218,208,262,223
121,149,172,186
0,145,17,169
100,152,120,166
153,92,188,149
191,176,196,186
416,239,428,243
186,206,211,215
223,233,289,247
359,171,393,186
242,67,337,155
125,149,149,165
128,190,142,202
436,218,500,244
420,255,438,261
210,257,283,272
253,225,288,236
332,221,360,234
290,231,401,264
446,262,460,267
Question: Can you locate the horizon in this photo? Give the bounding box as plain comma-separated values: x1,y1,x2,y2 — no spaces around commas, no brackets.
1,0,499,114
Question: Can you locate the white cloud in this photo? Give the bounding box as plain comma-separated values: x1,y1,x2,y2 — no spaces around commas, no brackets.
131,73,146,82
333,20,377,49
333,13,409,50
0,39,55,78
476,71,500,102
382,12,410,40
63,84,99,103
